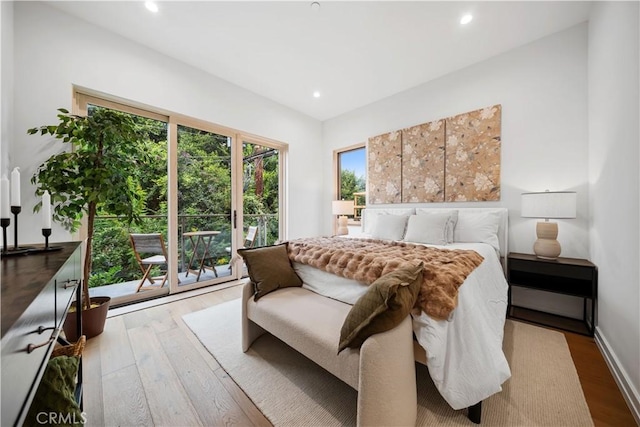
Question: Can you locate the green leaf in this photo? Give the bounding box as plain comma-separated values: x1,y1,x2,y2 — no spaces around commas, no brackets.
29,108,152,235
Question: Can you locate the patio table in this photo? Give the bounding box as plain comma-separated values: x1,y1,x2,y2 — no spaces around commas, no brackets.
183,230,221,281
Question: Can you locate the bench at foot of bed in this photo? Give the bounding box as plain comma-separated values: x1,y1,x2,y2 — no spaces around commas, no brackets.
241,281,417,426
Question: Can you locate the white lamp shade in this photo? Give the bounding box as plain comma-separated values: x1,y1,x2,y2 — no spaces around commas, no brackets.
332,200,354,216
521,191,577,219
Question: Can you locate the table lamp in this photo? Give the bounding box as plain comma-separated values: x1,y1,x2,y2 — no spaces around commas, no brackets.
521,190,576,259
332,200,354,236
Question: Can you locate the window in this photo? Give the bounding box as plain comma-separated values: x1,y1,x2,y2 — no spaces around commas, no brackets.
334,144,366,220
75,90,288,306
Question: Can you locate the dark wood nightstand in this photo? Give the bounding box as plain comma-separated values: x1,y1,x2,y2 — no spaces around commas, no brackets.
507,252,598,336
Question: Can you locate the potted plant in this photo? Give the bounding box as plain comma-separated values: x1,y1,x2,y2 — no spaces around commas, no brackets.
29,107,151,339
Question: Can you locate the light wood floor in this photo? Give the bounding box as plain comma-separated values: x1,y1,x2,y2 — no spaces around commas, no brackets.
82,284,636,426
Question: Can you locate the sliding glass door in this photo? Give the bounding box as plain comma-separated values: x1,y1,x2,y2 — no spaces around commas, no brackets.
76,91,287,304
242,141,280,245
176,124,233,288
77,95,171,306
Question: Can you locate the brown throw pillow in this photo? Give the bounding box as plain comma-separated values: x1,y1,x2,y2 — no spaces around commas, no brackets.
338,261,423,353
238,243,303,300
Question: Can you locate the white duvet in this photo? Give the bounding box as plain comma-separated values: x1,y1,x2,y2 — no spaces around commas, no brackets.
292,241,511,410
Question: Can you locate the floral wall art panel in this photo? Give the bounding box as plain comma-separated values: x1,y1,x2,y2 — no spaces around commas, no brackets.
445,104,501,202
368,131,402,204
401,120,445,203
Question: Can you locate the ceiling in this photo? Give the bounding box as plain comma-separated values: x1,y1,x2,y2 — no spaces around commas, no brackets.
48,1,592,121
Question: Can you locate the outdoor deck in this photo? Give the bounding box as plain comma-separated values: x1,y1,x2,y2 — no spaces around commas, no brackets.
88,264,233,301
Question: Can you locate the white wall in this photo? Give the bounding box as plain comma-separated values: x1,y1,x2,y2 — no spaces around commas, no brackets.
588,1,640,418
9,1,323,245
323,24,589,256
323,24,589,317
1,1,13,181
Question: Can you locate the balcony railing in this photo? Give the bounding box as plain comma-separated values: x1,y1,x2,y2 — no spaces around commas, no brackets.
90,213,277,290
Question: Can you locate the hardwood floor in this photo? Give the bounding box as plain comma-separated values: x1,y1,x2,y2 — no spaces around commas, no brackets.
83,284,636,426
564,331,637,427
83,285,271,427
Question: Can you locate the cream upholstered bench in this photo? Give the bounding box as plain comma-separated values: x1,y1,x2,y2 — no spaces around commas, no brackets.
241,280,418,427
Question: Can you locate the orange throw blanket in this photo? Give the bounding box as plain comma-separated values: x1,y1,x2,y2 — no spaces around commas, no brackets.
287,237,484,320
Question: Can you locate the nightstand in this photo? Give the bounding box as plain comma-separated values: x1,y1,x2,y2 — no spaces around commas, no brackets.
507,252,597,336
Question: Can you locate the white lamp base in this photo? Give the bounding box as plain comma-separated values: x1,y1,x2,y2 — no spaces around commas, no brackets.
533,221,561,260
336,216,349,236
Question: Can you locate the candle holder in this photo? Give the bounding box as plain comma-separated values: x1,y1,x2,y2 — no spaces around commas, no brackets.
11,206,21,250
1,218,9,253
42,228,51,249
0,206,36,257
34,228,62,253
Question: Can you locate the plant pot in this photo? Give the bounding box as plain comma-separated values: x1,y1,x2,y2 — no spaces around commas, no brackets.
63,296,111,341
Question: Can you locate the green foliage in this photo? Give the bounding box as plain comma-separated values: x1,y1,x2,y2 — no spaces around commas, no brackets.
30,108,152,231
178,126,231,216
88,266,123,288
32,108,282,289
29,107,153,304
242,145,279,245
340,169,365,201
89,215,171,285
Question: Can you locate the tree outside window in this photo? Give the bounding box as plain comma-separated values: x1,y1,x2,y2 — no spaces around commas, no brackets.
337,146,366,220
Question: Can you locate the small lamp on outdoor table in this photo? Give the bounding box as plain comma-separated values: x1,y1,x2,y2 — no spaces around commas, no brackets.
521,190,576,260
332,200,354,236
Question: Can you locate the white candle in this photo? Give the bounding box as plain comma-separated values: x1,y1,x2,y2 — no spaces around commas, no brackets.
42,190,52,229
1,175,9,218
10,167,20,207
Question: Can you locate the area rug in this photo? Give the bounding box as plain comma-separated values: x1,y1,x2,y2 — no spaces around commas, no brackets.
183,299,593,426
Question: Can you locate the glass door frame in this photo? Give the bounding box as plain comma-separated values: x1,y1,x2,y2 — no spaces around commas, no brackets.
74,92,172,304
73,88,289,299
169,115,239,293
236,134,288,256
170,125,289,292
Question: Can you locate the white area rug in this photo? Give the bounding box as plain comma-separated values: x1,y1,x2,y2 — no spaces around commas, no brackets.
183,299,593,426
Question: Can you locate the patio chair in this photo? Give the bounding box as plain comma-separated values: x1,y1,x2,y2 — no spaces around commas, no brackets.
226,225,259,269
242,226,259,249
129,233,170,292
226,226,258,253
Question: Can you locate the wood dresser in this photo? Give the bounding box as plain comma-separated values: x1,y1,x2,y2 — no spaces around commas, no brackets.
1,242,83,426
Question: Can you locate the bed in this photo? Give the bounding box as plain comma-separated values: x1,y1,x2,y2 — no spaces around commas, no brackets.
293,207,511,410
242,206,511,424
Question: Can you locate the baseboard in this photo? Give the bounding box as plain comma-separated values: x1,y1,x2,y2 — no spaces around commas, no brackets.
594,326,640,425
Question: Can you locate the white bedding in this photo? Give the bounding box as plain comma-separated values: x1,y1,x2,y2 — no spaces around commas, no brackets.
292,241,511,410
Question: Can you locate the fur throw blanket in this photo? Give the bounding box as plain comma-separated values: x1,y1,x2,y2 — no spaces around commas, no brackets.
287,237,484,320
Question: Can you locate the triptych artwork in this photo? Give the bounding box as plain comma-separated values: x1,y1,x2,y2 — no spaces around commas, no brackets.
367,104,501,204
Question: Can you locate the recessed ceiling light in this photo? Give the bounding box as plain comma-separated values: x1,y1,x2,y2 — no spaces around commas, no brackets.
310,2,321,12
460,14,473,25
313,91,321,98
145,1,159,13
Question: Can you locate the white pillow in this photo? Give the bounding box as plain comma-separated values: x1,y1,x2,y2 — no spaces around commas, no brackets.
370,215,409,241
454,210,500,252
405,212,455,245
416,209,458,243
362,208,415,234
